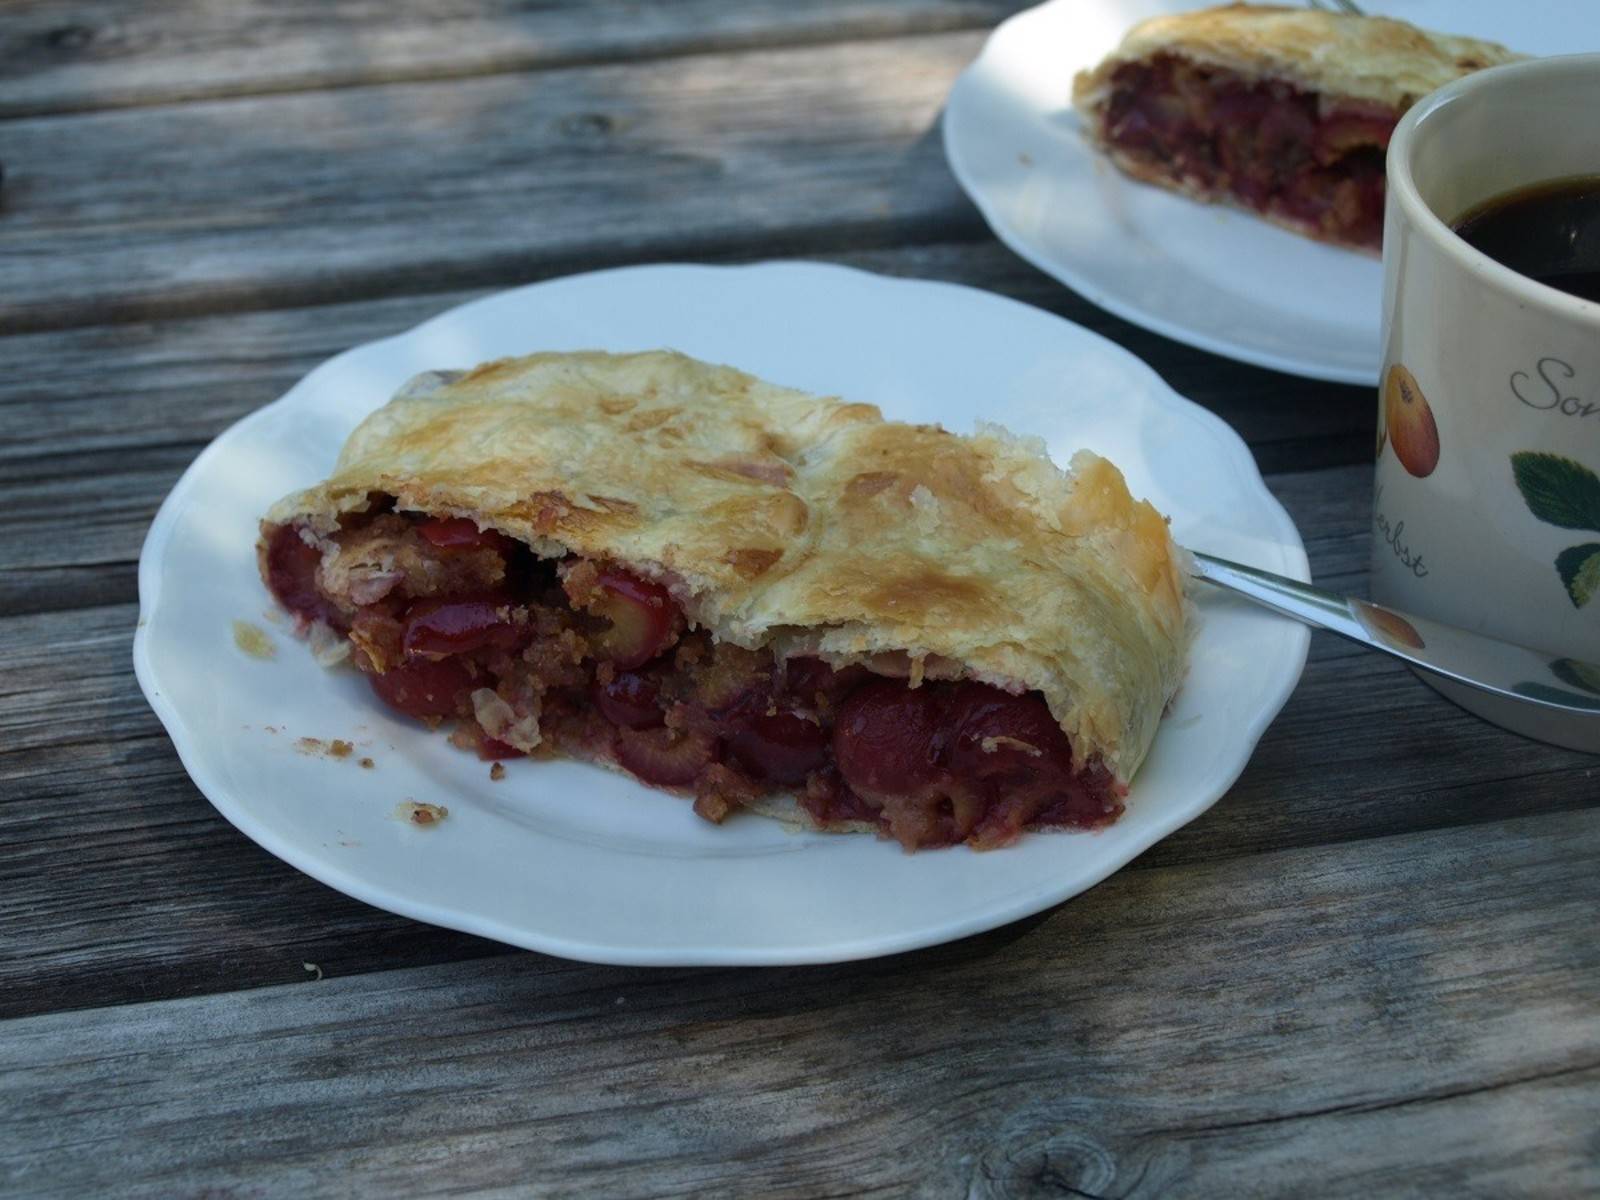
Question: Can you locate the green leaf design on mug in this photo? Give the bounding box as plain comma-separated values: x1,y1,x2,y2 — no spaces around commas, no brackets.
1510,452,1600,531
1556,544,1600,609
1551,657,1600,695
1510,452,1600,611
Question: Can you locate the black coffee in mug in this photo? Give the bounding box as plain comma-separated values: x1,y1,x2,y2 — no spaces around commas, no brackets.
1452,175,1600,303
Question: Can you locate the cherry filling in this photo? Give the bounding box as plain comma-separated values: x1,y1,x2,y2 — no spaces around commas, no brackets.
478,737,526,761
263,524,343,628
725,707,830,786
592,670,665,730
829,680,1120,848
417,516,508,551
832,679,944,798
616,725,716,788
264,507,1124,849
579,569,681,669
367,655,479,720
401,595,526,658
1101,55,1395,250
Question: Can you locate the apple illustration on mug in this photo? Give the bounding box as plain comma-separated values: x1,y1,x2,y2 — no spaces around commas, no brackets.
1381,364,1441,478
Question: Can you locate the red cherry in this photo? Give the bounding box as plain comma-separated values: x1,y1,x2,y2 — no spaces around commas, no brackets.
936,684,1123,846
725,706,829,785
416,516,510,552
590,570,681,669
942,683,1074,783
478,737,526,761
417,516,481,548
263,524,338,625
831,678,945,798
402,596,524,657
614,726,714,787
592,670,665,730
368,656,476,720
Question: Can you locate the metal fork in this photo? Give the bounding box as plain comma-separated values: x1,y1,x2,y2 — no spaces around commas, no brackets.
1307,0,1365,14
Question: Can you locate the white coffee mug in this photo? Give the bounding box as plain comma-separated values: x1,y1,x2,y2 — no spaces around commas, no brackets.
1377,54,1600,751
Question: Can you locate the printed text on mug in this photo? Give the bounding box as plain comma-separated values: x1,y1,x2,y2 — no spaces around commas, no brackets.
1373,484,1429,578
1511,357,1597,420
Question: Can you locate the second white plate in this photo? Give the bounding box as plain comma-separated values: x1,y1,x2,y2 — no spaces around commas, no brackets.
942,0,1593,385
134,262,1308,965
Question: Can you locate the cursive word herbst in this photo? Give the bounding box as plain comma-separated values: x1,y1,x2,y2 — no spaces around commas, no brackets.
1511,356,1598,419
1373,485,1429,578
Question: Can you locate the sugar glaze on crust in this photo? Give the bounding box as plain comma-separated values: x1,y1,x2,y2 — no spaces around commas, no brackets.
263,350,1189,790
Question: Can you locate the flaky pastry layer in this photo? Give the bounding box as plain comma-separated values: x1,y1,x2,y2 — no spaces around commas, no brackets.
262,350,1190,783
1072,3,1520,116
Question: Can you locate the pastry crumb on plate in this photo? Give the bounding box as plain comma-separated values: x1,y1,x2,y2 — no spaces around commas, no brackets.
396,800,448,826
232,619,275,659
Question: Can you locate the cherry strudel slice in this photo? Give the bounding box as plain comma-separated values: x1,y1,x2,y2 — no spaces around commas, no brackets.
260,350,1190,851
1072,4,1520,252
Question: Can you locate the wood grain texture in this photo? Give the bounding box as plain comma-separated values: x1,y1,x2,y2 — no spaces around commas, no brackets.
5,810,1598,1197
0,240,1371,469
0,0,1023,118
0,32,997,332
6,1,1595,1186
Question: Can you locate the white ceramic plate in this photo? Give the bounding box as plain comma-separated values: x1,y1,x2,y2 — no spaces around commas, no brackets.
134,262,1308,966
943,0,1592,385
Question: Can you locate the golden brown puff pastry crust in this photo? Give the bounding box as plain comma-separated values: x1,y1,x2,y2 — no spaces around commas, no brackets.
262,350,1190,783
1073,3,1520,114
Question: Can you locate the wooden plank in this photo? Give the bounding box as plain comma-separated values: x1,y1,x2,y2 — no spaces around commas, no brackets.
0,33,998,331
3,444,197,577
4,810,1597,1196
0,0,1023,118
0,241,1371,470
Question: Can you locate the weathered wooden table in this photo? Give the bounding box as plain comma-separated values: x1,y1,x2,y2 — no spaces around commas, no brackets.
4,2,1597,1194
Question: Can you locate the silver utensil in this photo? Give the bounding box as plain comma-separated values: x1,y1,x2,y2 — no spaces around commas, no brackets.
1307,0,1366,15
1191,551,1600,721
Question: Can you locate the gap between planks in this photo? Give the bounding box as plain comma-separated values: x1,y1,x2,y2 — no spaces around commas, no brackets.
0,0,1025,121
3,807,1598,1195
0,31,1006,333
0,215,998,339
